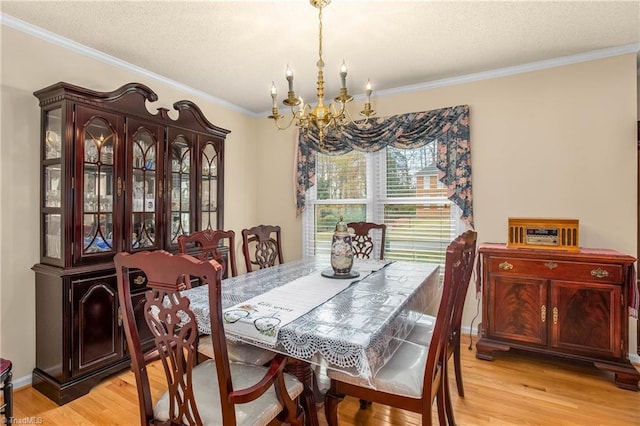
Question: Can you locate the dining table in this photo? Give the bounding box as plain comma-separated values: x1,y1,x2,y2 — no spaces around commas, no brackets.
180,256,442,426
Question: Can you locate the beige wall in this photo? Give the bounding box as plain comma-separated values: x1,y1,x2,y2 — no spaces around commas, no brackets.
1,22,638,383
258,54,639,358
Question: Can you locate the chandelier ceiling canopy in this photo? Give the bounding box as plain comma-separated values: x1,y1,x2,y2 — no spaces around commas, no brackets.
268,0,375,143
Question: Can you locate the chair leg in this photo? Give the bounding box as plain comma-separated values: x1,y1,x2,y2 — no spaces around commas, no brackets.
433,386,443,426
324,389,344,426
444,365,456,426
2,370,12,423
453,344,464,397
359,399,372,409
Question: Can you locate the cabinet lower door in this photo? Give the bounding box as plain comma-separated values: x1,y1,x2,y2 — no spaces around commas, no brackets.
550,280,621,358
71,275,124,377
488,275,548,346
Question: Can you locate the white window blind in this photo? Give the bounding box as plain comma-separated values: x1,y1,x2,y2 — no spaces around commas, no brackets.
303,143,464,266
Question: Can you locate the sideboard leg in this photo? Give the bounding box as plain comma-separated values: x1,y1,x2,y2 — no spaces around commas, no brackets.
593,362,640,391
475,338,511,361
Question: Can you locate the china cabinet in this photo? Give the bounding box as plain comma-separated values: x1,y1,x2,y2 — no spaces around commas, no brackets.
476,243,640,390
32,82,229,404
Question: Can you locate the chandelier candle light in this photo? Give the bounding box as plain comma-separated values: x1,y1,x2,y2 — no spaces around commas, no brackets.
268,0,376,144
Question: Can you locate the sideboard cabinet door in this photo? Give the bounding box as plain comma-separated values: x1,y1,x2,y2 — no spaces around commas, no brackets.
488,275,548,346
550,280,621,358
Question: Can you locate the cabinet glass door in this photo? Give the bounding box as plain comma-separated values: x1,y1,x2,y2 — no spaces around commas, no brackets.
43,108,63,260
200,141,218,230
82,118,116,255
130,128,159,250
169,136,191,244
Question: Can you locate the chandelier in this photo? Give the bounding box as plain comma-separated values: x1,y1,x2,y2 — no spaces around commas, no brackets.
268,0,375,144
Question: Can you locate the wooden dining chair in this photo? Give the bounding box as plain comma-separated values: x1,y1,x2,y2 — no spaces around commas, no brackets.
324,235,468,426
114,250,304,426
178,229,238,278
348,221,387,260
177,230,275,366
241,224,284,272
0,358,12,425
404,230,477,423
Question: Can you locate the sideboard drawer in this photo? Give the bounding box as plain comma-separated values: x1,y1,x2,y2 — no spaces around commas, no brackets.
488,257,623,283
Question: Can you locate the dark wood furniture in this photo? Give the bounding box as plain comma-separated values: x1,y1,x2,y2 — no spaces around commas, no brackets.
476,243,640,390
114,250,304,426
325,234,471,426
31,82,229,404
177,229,276,366
347,221,387,260
241,224,284,272
178,229,238,277
0,358,12,424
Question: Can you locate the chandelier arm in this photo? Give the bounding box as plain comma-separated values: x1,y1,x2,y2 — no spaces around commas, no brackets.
270,113,298,131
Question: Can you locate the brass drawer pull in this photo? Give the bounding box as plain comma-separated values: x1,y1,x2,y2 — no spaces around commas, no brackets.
133,275,146,286
552,307,558,325
545,262,557,270
499,261,513,270
541,305,546,323
590,268,609,279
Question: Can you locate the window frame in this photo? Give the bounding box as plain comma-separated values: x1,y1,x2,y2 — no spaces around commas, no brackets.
302,147,465,261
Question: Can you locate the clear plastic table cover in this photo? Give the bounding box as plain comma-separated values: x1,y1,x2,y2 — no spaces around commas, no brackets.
181,257,441,382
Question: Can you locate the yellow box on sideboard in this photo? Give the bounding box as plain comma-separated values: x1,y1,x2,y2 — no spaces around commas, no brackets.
507,218,579,252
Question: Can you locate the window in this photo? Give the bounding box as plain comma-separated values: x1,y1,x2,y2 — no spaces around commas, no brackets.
303,142,464,265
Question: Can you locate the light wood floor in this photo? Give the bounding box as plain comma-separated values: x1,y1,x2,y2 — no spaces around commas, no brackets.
10,335,640,425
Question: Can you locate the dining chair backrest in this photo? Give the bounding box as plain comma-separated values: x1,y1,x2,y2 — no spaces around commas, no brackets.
178,229,238,277
453,230,477,335
348,221,387,260
114,250,303,425
446,229,477,401
241,224,284,272
420,235,466,413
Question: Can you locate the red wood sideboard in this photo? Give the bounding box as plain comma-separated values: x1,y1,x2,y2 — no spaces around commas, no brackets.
476,243,640,391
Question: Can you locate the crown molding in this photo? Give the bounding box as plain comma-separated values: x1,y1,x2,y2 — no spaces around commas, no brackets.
0,13,253,116
3,13,638,119
375,43,640,101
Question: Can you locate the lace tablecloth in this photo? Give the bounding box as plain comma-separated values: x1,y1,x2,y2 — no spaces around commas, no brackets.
181,257,441,381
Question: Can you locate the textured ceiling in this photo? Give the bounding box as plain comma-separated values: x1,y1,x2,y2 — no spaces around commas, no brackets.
1,1,639,115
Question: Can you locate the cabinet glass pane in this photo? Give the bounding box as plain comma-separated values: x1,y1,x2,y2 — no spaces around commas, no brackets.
83,118,115,253
45,213,61,258
45,164,62,207
201,142,218,230
171,212,190,241
45,108,62,160
169,136,191,243
131,129,157,249
83,213,113,252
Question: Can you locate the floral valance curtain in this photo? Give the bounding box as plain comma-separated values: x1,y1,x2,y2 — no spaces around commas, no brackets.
295,104,473,227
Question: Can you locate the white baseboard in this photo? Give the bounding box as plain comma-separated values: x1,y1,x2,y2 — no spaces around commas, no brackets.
11,374,32,391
